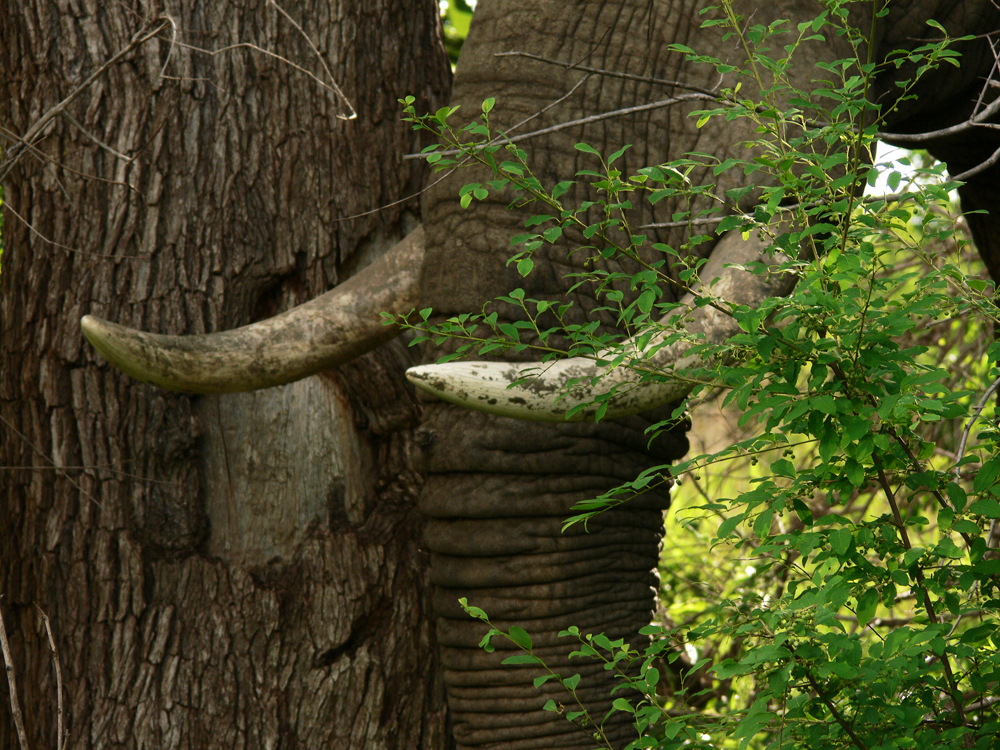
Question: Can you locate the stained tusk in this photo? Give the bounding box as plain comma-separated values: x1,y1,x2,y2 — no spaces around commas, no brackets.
82,226,425,394
406,227,798,421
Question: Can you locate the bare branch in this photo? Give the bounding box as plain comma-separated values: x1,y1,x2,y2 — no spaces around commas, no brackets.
0,597,30,750
950,141,1000,181
0,199,149,260
36,606,65,750
172,40,344,103
878,89,1000,144
267,0,356,119
953,372,1000,481
59,111,133,163
0,413,105,508
641,192,914,230
494,51,721,97
0,18,170,183
404,93,713,160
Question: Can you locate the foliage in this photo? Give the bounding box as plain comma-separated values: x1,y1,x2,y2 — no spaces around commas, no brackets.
441,0,474,66
402,0,1000,748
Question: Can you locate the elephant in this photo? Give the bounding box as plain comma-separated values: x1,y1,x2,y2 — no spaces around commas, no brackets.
77,0,1000,748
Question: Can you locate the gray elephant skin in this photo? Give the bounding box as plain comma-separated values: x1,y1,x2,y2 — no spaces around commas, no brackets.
78,0,1000,749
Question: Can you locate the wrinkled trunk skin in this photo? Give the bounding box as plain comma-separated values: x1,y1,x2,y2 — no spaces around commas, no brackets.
0,1,451,748
419,407,687,749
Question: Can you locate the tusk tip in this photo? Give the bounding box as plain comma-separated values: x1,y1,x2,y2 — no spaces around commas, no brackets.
405,364,439,391
80,314,115,351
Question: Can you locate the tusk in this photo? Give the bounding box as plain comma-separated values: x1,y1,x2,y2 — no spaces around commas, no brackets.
82,226,425,394
406,227,797,421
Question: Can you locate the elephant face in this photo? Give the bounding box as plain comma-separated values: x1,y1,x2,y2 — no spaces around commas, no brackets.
79,0,1000,748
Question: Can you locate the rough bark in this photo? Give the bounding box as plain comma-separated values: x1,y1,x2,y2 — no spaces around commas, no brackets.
0,1,451,748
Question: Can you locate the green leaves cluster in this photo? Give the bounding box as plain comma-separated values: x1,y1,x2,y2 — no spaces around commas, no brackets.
405,0,1000,748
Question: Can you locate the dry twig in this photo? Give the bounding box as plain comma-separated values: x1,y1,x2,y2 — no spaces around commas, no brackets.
35,606,64,750
0,597,30,750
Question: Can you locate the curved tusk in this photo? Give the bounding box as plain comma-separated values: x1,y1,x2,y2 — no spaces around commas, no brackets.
82,226,425,394
406,228,797,421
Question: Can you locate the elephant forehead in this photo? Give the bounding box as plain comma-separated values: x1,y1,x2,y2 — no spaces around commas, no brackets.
419,0,857,327
420,0,718,317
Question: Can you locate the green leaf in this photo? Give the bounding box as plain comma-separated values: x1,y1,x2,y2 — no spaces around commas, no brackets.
717,514,744,539
508,626,533,651
932,537,964,559
830,527,852,556
856,587,879,628
938,506,954,531
973,458,1000,493
575,143,600,157
612,697,635,714
753,508,774,539
968,497,1000,518
638,289,655,314
608,144,631,164
563,674,581,691
525,214,554,227
517,258,534,277
460,598,488,619
845,458,866,488
903,546,924,568
551,181,573,199
812,394,838,415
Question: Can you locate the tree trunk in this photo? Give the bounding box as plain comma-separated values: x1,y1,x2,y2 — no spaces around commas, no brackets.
0,1,451,748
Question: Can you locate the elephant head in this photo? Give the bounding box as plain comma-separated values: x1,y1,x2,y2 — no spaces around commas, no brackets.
79,0,1000,748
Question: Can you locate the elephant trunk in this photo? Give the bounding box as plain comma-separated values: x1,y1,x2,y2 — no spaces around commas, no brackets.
417,405,688,750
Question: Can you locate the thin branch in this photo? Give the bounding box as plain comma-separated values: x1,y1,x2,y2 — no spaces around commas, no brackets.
0,597,30,750
954,373,1000,480
971,36,1000,115
493,51,722,97
59,111,133,163
0,119,136,195
0,413,105,509
404,93,714,160
0,199,150,260
171,40,344,104
267,0,356,119
337,72,593,221
35,606,64,750
158,14,178,82
640,191,914,230
505,72,592,135
950,142,1000,182
801,665,869,750
873,458,968,730
0,18,170,184
878,96,1000,144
